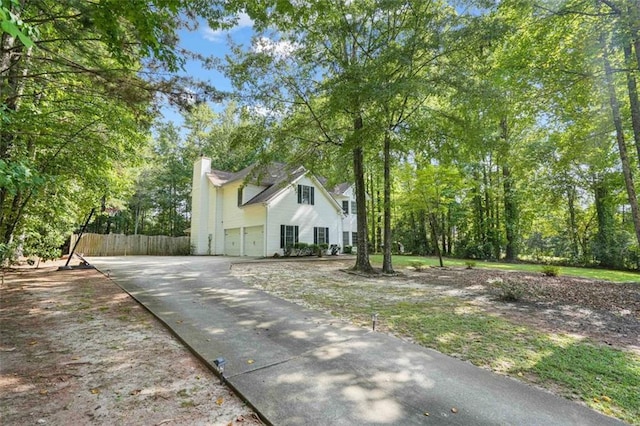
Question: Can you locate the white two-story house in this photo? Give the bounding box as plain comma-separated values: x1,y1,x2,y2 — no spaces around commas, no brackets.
190,157,358,257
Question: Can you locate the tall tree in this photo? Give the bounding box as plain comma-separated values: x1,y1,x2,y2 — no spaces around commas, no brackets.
225,0,461,272
0,0,229,257
118,102,257,236
599,27,640,248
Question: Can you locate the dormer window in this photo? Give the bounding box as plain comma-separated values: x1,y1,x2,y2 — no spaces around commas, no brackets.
342,200,349,214
237,186,243,206
297,185,315,205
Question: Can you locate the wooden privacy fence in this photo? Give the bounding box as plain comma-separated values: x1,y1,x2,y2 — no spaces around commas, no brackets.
70,233,191,256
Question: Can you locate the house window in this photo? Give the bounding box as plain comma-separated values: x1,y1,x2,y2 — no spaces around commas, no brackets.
352,232,358,247
237,187,243,206
343,231,350,246
297,184,315,205
280,225,299,248
351,201,357,215
342,200,349,214
314,227,329,245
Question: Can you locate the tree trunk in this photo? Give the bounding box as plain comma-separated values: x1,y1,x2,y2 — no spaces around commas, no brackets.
472,168,484,248
376,175,382,253
418,209,428,255
1,21,32,246
601,34,640,248
500,117,518,261
623,43,640,169
482,164,491,257
567,184,579,259
493,164,501,260
593,181,617,267
367,171,376,252
429,213,444,267
352,116,373,273
382,132,394,273
134,203,141,235
446,207,453,255
502,165,518,260
440,212,447,255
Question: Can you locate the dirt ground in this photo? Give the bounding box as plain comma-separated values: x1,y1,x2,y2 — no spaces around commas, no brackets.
0,260,262,426
231,259,640,355
2,257,636,425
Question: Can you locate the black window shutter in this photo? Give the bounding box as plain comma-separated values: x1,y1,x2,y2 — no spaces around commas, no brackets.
294,226,299,243
297,185,302,203
326,227,329,244
311,187,315,205
314,227,318,244
280,225,285,248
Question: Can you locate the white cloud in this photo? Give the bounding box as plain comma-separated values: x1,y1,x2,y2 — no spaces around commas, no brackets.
236,12,253,28
249,105,271,117
202,12,253,43
252,36,299,59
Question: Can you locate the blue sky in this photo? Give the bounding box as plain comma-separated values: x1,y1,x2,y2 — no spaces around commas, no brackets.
160,13,254,126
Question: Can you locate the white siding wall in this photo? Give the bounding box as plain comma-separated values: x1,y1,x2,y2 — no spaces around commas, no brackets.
206,184,218,254
218,182,267,255
222,181,245,229
242,184,266,204
341,186,357,244
332,186,357,247
191,157,211,255
221,182,266,229
265,176,343,255
214,187,224,254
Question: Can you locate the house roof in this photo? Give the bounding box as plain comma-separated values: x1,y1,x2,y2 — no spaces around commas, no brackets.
207,162,312,206
331,182,352,196
244,165,307,205
315,177,352,197
208,170,234,186
209,162,295,185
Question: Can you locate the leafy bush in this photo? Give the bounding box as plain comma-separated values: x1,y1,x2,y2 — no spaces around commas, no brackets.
0,242,18,267
343,245,352,254
490,277,525,302
409,261,425,271
23,224,65,267
317,243,329,257
293,242,309,256
541,265,560,277
465,260,476,269
623,245,639,270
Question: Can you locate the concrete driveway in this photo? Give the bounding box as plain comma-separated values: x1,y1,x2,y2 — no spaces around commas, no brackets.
89,256,624,426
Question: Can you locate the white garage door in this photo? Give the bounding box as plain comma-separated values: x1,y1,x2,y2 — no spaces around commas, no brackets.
244,226,264,257
224,228,241,256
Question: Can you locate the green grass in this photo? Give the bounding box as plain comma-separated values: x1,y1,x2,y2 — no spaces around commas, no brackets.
382,300,639,423
256,271,640,424
370,254,640,283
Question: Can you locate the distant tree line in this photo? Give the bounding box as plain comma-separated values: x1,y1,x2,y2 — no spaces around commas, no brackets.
3,0,639,271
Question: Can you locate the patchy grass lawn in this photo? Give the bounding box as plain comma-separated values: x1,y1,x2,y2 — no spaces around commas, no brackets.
232,260,640,424
371,254,640,283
